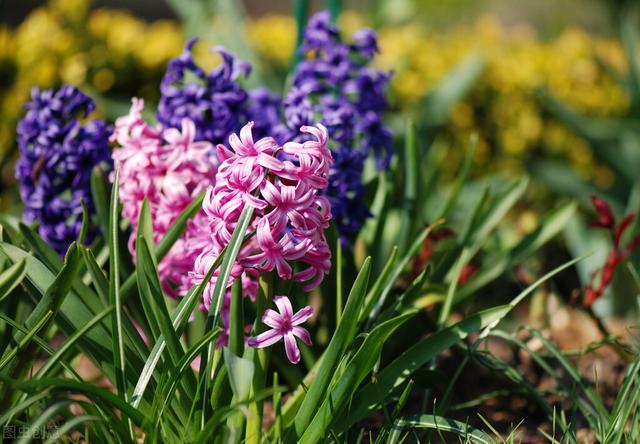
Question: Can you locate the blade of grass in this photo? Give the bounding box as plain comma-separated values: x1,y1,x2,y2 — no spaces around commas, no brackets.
17,378,146,426
80,247,109,304
108,169,132,439
0,258,26,302
387,414,494,444
35,306,113,379
200,204,254,424
334,305,511,430
291,257,371,437
299,311,417,444
0,310,53,371
91,167,111,245
120,191,205,302
130,245,228,408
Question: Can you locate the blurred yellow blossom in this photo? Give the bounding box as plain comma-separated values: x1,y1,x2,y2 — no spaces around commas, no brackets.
374,14,628,182
1,4,630,198
247,14,295,70
0,0,183,173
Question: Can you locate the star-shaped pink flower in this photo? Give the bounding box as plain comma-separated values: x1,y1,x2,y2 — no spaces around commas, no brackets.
247,296,313,364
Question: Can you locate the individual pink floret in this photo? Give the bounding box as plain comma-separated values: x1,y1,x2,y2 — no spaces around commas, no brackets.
247,296,313,364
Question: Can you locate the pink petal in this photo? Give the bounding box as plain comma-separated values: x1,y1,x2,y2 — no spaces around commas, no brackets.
274,295,293,319
247,329,282,348
240,121,255,147
262,309,283,329
291,305,314,325
283,332,301,364
292,326,312,346
258,153,284,171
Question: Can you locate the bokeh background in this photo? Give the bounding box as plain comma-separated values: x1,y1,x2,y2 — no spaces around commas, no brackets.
2,0,639,291
0,0,632,207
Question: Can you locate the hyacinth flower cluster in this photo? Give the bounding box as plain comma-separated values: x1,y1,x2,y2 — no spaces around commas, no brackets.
272,11,394,240
157,37,280,144
187,122,333,357
16,85,112,254
111,98,217,296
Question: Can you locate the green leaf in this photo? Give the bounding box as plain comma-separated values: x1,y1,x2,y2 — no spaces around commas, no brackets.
228,278,244,356
0,310,53,371
18,242,82,343
0,312,81,383
0,242,145,389
606,355,640,443
291,257,371,437
387,414,495,444
456,201,577,303
15,400,72,444
223,348,255,401
201,204,255,419
360,247,397,322
0,389,52,425
397,120,420,254
78,199,90,246
362,227,432,327
44,415,103,444
131,246,228,408
0,258,26,302
528,328,608,419
18,222,63,272
135,200,163,342
34,305,113,379
91,166,112,245
17,378,146,426
108,168,131,439
136,239,193,395
334,305,511,430
80,246,109,304
120,191,205,303
299,311,416,444
153,328,221,429
418,52,486,129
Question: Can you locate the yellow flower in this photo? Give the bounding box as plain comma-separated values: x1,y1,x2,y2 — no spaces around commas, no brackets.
247,15,295,68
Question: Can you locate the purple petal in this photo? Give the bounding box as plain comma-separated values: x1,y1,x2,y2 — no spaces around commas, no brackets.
291,305,314,326
247,329,282,348
292,326,312,346
283,332,301,364
274,295,293,319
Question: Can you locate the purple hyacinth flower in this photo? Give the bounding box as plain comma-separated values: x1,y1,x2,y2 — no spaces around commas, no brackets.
276,11,394,241
16,85,112,254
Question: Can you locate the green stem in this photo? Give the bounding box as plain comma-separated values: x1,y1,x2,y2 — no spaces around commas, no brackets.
292,0,309,69
245,272,274,443
327,0,342,22
336,238,343,322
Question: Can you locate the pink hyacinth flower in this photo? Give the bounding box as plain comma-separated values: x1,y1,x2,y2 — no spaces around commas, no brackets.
247,296,313,364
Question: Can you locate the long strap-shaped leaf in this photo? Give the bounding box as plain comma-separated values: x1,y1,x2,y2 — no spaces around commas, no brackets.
119,191,205,301
299,311,417,444
109,169,135,441
291,257,371,438
130,244,229,408
1,243,82,387
337,255,586,430
200,204,255,422
16,378,146,426
0,258,26,302
387,414,495,444
334,305,511,431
